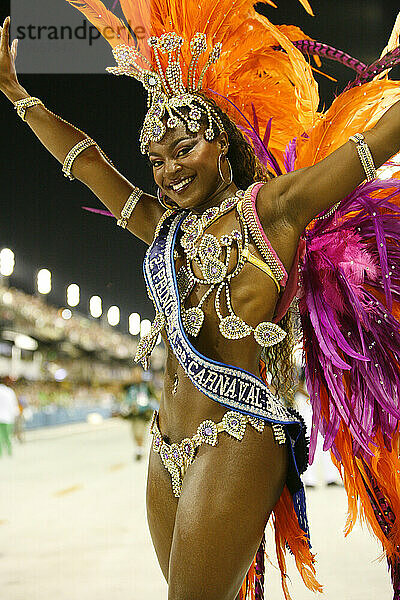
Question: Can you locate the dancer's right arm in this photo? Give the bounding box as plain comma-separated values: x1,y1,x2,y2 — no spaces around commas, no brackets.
0,16,164,245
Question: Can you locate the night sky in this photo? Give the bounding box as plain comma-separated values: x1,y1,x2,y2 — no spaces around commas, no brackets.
1,0,399,333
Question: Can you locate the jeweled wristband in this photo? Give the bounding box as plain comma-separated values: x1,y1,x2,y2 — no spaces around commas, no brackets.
14,97,43,121
349,133,377,181
117,187,144,228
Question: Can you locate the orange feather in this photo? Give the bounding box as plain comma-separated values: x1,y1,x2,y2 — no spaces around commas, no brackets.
296,80,400,167
65,0,135,48
65,0,318,158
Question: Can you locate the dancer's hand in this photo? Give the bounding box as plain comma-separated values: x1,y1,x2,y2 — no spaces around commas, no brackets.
0,16,19,92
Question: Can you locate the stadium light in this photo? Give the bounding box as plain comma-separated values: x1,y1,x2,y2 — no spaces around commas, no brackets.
37,269,52,295
0,248,15,277
129,312,141,335
67,283,80,307
107,305,120,326
140,319,152,337
2,291,12,305
61,308,72,320
14,334,38,351
89,295,102,318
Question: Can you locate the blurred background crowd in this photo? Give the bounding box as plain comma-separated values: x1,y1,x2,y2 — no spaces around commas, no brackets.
0,279,163,459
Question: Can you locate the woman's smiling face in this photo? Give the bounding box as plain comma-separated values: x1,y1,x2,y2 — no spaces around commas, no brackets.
147,122,232,211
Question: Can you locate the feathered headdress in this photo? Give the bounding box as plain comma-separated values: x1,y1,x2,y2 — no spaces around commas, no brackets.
66,0,319,160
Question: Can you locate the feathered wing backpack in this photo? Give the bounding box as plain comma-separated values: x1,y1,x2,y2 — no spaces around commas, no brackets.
243,20,400,599
64,0,400,598
296,107,400,597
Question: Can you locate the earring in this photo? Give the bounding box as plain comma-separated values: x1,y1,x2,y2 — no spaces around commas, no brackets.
218,153,233,185
157,188,178,210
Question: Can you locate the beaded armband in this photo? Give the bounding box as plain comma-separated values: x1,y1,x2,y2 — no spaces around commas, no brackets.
62,138,115,181
62,138,97,180
349,133,377,182
14,97,44,121
117,187,144,228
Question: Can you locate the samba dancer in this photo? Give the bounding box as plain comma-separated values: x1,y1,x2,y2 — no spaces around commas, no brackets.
1,3,400,598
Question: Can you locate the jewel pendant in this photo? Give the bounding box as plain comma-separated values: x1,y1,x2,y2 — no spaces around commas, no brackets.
134,312,166,366
219,315,253,340
152,432,163,453
197,420,218,446
246,415,265,433
182,306,205,337
177,265,195,301
201,257,227,283
180,437,196,464
198,234,221,260
253,322,287,347
222,412,247,440
181,220,202,249
169,443,184,468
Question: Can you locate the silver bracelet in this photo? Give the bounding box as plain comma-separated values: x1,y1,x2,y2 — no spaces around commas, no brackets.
14,97,44,121
62,139,114,180
349,133,377,181
117,187,144,228
62,137,97,180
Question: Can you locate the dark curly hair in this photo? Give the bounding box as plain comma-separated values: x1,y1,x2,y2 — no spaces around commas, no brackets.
194,91,272,189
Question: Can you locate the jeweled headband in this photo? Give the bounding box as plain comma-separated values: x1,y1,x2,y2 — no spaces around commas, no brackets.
106,33,225,153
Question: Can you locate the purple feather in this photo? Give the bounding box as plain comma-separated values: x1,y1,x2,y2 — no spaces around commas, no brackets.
299,172,400,464
208,88,282,176
262,117,272,148
347,46,400,90
292,39,367,74
83,206,114,217
283,138,297,173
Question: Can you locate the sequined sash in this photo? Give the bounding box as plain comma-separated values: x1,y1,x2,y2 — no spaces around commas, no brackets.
143,211,302,427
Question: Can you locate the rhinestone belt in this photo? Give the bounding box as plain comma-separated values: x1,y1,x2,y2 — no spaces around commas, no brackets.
150,409,286,497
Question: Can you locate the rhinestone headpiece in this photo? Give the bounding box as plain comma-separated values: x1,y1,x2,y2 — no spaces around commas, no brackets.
106,32,224,153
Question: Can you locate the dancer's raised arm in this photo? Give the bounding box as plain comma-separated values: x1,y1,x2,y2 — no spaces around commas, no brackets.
271,98,400,232
0,16,163,245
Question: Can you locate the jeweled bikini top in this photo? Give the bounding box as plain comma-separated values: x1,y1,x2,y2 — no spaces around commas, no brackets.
176,183,288,346
135,182,290,367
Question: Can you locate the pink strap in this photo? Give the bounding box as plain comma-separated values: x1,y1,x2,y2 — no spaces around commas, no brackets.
250,183,288,286
272,238,306,323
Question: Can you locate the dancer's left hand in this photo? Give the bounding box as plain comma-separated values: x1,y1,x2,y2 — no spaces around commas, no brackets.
0,16,19,92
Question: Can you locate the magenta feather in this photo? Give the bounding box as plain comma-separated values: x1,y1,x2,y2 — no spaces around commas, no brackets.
83,206,114,217
297,174,400,463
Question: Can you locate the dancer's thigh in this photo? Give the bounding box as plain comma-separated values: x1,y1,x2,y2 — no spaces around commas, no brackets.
168,425,288,600
146,448,179,581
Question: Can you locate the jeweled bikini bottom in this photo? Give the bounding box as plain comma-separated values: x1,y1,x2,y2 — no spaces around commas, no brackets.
149,410,286,498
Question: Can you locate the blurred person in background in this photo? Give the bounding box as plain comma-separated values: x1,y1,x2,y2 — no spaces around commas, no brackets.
0,376,20,457
295,369,341,488
14,391,27,443
120,369,157,461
